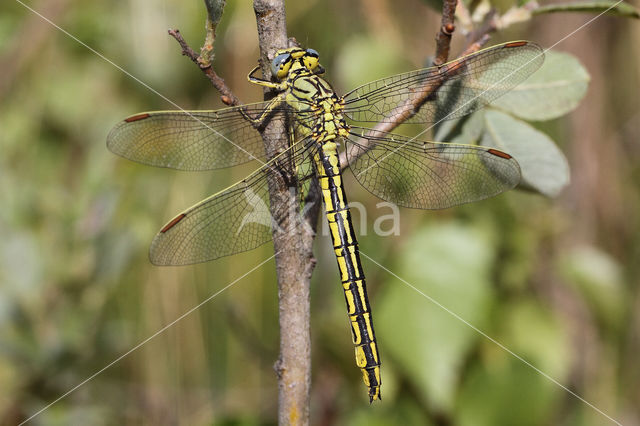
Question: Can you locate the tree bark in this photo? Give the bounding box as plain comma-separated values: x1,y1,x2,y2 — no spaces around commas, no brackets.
253,1,315,424
433,0,458,66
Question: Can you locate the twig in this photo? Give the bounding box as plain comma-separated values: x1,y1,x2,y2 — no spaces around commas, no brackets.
465,33,491,54
467,8,497,45
168,29,240,106
253,1,315,425
338,37,488,169
338,0,493,169
171,1,315,421
433,0,459,66
200,0,226,67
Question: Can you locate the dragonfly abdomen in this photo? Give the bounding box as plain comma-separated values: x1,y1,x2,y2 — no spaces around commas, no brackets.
314,139,382,402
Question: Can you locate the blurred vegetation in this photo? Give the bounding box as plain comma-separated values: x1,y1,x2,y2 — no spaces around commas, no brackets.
1,0,639,424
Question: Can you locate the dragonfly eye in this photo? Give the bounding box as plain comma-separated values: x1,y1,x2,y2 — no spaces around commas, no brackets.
271,53,293,80
303,48,320,71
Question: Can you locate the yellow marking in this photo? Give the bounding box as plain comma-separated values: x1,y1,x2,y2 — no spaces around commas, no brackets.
349,249,360,278
370,342,379,364
323,188,334,211
355,280,368,310
327,212,336,223
344,289,356,314
328,157,339,174
332,174,342,191
351,320,362,344
328,176,341,194
289,406,299,425
337,255,349,281
361,369,370,386
349,323,357,342
370,380,381,400
339,211,353,244
355,346,367,367
363,312,374,341
329,221,341,247
332,175,345,206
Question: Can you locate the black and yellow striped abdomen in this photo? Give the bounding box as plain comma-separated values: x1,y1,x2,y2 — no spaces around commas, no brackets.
285,67,382,401
313,136,382,402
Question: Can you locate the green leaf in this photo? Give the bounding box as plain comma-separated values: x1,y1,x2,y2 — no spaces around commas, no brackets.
532,0,640,18
455,301,570,426
376,222,495,411
457,360,560,426
434,110,485,144
347,398,434,426
481,110,570,197
558,245,627,330
499,300,571,378
492,51,590,121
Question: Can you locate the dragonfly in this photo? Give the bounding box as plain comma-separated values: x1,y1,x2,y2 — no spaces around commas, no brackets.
107,41,544,402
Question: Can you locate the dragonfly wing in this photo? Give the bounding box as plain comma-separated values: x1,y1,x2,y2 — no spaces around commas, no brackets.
345,129,521,209
107,101,289,170
342,41,543,125
149,138,315,265
150,167,274,265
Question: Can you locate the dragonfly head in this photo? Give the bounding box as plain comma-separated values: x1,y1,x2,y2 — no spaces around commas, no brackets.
271,47,323,80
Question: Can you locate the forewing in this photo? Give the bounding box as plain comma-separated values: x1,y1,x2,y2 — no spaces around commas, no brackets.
107,101,288,170
345,128,521,209
342,41,544,125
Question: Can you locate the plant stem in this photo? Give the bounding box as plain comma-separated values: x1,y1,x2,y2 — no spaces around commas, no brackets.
168,28,240,106
253,1,315,424
434,0,458,66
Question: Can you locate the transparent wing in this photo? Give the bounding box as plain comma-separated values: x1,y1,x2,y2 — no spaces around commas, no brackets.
149,137,316,265
342,41,544,125
345,128,521,209
107,101,294,170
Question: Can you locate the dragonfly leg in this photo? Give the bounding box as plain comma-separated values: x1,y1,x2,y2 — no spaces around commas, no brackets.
247,65,288,90
236,92,288,130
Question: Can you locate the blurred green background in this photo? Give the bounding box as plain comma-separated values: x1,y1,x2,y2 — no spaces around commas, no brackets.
1,0,639,424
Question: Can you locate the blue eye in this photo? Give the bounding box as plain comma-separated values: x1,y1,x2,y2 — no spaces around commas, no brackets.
306,48,319,58
271,53,291,77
